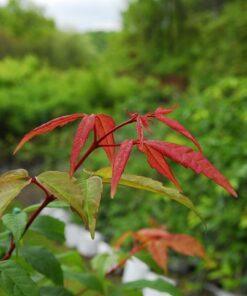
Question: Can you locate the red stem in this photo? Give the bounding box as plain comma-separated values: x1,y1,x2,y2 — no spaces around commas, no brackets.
74,117,136,173
1,195,54,261
73,142,97,173
97,117,135,145
1,179,55,261
1,117,137,261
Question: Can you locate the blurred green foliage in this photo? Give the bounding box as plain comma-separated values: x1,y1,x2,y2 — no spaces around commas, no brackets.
0,0,246,293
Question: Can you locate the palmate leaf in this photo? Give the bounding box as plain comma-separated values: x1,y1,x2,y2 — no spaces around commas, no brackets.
117,227,205,273
94,167,202,220
37,171,103,238
70,114,96,176
0,260,39,296
95,114,116,163
135,228,205,259
134,228,205,272
146,140,237,197
0,169,31,217
14,113,84,154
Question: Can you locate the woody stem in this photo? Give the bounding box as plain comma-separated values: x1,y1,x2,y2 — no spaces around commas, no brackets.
1,179,55,261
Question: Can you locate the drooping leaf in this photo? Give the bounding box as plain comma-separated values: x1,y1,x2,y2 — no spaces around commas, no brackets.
2,212,27,244
147,141,237,197
121,279,181,296
140,144,181,191
111,140,134,198
22,246,63,285
70,114,96,176
14,113,84,154
94,167,201,219
30,215,65,243
0,260,39,296
0,169,31,217
40,286,73,296
155,114,202,151
82,176,103,239
36,171,86,223
37,172,103,236
95,114,116,163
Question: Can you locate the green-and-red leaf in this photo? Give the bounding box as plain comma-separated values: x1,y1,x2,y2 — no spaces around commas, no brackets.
147,140,237,197
155,114,202,151
140,144,181,191
14,113,84,154
111,140,134,198
95,114,116,163
70,114,96,176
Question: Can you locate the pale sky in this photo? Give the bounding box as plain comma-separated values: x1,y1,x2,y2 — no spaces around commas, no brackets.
0,0,127,31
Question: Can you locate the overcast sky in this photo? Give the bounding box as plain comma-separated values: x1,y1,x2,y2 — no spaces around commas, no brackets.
0,0,127,31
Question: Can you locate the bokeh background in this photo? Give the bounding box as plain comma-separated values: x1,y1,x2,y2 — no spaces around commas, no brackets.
0,0,246,294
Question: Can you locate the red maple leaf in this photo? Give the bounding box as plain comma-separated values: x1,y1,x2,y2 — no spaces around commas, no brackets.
70,115,96,176
114,227,205,272
14,113,84,154
111,140,134,198
145,140,237,197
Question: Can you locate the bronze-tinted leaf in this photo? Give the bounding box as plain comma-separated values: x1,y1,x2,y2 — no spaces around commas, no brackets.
0,169,30,217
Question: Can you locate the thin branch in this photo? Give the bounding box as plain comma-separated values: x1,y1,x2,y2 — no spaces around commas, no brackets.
73,142,97,173
96,117,135,145
74,117,136,173
1,195,54,261
31,177,50,197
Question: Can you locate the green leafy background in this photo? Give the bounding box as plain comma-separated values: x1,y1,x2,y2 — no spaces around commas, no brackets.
0,0,246,294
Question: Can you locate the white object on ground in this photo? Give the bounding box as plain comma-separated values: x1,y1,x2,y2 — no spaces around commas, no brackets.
65,223,103,257
40,208,177,296
123,257,176,296
41,207,70,223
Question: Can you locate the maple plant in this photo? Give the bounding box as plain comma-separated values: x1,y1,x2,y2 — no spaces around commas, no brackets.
0,106,237,295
